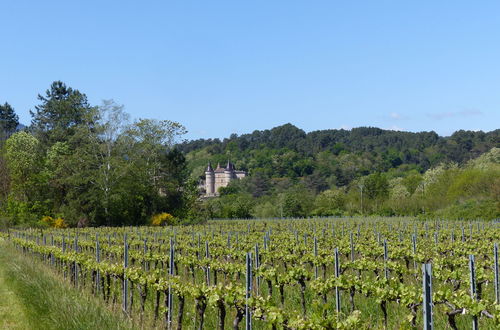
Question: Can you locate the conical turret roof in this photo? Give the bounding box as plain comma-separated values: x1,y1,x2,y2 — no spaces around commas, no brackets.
214,162,225,173
225,160,234,171
205,162,214,172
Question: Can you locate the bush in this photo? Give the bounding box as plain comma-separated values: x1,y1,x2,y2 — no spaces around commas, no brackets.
53,217,68,228
151,212,177,226
39,216,68,228
433,199,499,220
40,216,54,227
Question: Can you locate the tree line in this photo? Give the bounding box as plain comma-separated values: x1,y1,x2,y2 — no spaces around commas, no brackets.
181,124,499,220
1,82,498,226
0,81,196,227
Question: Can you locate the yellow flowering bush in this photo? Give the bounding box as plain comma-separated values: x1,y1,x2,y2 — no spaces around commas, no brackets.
151,212,176,226
41,216,55,226
40,216,68,228
53,217,68,228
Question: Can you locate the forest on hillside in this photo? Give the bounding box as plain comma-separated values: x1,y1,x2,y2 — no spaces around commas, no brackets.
180,124,499,220
0,81,499,227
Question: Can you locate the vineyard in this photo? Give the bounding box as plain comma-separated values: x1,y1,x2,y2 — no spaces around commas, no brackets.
3,217,500,329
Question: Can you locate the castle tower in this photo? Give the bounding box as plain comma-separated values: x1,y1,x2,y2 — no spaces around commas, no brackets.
224,160,234,183
205,162,215,196
214,162,224,193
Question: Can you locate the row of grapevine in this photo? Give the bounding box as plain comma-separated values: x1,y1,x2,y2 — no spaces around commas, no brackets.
2,217,500,329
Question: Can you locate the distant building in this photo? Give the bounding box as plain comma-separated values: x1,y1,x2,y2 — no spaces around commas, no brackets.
203,161,246,197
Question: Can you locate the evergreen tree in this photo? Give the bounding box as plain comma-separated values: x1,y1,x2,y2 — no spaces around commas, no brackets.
0,102,19,138
30,81,97,146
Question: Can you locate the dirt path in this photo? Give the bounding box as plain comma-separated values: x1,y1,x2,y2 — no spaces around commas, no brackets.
0,239,31,329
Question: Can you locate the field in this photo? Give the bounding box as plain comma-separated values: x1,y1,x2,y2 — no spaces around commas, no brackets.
3,217,500,329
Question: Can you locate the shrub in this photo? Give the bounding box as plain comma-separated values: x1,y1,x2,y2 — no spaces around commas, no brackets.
433,199,499,220
151,212,176,226
41,216,55,227
40,216,68,228
53,217,68,228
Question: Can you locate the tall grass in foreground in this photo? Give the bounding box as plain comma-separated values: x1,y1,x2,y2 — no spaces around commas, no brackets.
0,240,135,330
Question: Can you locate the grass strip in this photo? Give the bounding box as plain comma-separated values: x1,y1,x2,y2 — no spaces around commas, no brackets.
0,239,135,330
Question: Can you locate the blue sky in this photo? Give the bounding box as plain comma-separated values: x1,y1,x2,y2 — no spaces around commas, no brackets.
1,1,499,140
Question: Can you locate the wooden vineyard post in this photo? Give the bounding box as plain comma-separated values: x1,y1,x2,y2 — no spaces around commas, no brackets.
246,252,253,330
168,238,175,329
469,255,478,330
422,263,433,330
96,233,101,295
123,233,129,314
494,243,499,304
334,247,341,314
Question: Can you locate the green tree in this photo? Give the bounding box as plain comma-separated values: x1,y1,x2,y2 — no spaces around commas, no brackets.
30,81,97,146
402,172,423,195
312,188,345,216
364,173,389,200
4,132,47,223
5,132,40,196
0,102,19,139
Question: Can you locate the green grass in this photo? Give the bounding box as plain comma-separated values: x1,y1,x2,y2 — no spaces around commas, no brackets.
0,239,135,330
0,247,30,330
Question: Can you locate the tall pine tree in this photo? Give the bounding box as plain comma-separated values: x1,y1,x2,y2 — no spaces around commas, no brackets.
0,102,19,139
30,81,97,147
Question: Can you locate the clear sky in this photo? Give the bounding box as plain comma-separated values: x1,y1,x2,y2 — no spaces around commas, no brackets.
1,1,499,140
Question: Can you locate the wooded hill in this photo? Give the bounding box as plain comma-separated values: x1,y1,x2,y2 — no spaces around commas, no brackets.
180,124,499,220
181,124,498,188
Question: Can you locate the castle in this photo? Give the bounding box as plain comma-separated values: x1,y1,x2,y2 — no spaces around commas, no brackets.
203,161,246,197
